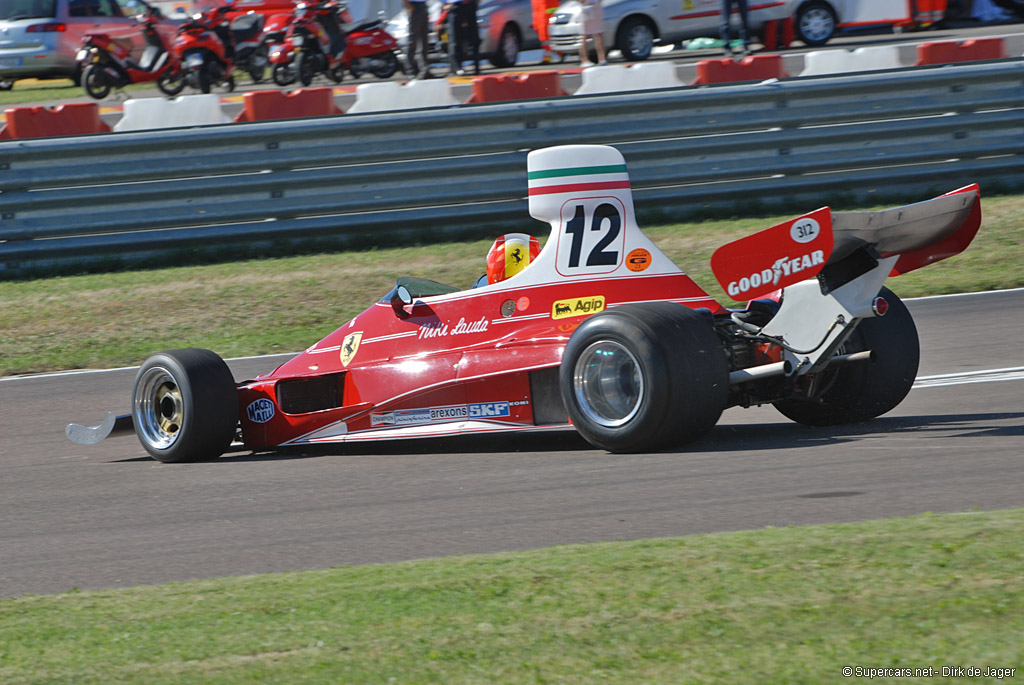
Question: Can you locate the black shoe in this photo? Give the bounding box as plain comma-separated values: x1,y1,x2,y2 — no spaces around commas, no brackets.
422,71,435,79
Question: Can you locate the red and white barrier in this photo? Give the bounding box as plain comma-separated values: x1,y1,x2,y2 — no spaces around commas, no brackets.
799,45,902,76
0,103,111,139
574,61,683,96
114,94,230,132
347,79,458,114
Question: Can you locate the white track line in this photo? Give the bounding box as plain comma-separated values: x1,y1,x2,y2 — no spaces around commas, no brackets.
3,288,1022,384
912,367,1024,389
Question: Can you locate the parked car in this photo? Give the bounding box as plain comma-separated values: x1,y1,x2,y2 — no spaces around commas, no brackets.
387,0,540,69
547,0,790,61
0,0,176,87
788,0,947,48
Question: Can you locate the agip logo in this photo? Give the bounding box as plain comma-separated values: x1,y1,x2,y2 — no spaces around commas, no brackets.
551,295,606,320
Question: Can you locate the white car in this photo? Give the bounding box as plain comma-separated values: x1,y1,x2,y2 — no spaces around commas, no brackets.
548,0,791,61
387,0,540,69
790,0,949,48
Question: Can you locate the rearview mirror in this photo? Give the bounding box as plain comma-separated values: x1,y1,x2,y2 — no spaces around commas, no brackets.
391,285,412,318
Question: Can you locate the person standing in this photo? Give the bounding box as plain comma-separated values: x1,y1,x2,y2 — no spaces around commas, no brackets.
720,0,750,56
577,0,606,66
531,0,561,64
446,0,481,76
404,0,432,78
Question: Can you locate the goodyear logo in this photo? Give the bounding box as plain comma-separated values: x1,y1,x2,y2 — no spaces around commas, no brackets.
552,295,605,320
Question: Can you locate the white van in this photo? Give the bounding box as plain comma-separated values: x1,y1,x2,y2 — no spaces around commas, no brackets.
548,0,791,61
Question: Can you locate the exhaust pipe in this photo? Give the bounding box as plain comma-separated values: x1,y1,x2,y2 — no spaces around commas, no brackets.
728,349,872,385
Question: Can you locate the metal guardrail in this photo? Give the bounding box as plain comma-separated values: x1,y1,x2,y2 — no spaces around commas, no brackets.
1,59,1023,274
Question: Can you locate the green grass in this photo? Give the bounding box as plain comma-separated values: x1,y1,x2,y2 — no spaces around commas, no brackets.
3,193,1022,376
2,508,1022,683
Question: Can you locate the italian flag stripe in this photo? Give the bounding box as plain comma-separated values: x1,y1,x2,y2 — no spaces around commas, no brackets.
528,180,632,196
527,164,629,180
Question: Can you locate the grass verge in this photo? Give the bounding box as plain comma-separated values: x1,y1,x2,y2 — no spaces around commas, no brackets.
2,194,1023,376
2,508,1022,683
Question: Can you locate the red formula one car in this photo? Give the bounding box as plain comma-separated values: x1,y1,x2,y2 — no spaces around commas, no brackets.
67,144,981,462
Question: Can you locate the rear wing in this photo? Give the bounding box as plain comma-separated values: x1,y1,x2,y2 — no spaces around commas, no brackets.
711,185,981,300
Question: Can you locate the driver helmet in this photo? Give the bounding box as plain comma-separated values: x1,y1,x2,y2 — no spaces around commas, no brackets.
486,233,541,284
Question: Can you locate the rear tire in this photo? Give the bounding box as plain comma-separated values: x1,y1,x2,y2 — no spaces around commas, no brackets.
157,66,186,96
560,303,729,453
795,0,837,47
82,64,112,99
369,51,399,78
773,287,919,426
490,24,520,68
132,348,238,463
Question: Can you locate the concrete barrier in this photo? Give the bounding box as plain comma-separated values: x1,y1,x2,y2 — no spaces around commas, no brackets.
113,94,230,132
463,71,569,103
347,79,459,113
574,61,683,96
0,103,111,139
692,55,788,85
234,88,343,122
799,46,902,76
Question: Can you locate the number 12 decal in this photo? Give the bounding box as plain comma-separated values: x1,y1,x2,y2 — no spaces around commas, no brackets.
556,198,626,275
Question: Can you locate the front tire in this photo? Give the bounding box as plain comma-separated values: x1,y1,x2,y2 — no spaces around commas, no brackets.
298,52,317,86
82,64,112,99
773,287,919,426
132,348,238,463
616,16,655,61
560,303,729,453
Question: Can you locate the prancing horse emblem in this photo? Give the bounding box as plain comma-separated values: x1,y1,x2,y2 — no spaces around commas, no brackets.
340,332,363,367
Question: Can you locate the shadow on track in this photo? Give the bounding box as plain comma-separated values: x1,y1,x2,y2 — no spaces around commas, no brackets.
107,412,1024,463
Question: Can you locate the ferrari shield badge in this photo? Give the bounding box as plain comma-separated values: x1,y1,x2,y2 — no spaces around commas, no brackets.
340,332,362,367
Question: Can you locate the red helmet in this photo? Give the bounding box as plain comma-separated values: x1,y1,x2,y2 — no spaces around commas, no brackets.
486,233,541,284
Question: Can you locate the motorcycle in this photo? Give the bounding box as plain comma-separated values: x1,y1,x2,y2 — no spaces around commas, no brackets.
225,10,271,84
269,1,403,87
76,2,184,99
172,4,236,94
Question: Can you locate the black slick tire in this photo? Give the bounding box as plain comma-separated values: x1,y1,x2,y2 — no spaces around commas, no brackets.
560,302,729,453
773,287,919,426
132,348,238,463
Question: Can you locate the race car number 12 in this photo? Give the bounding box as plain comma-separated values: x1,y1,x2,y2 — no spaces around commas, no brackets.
557,200,625,275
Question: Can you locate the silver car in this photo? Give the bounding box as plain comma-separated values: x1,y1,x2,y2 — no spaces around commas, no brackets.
0,0,163,87
387,0,540,69
548,0,791,61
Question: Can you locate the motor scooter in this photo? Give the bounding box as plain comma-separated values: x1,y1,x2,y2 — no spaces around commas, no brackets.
172,4,236,93
269,1,403,87
225,10,271,84
76,2,184,99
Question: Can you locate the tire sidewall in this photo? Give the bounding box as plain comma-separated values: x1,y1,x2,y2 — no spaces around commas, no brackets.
561,311,672,451
132,348,238,463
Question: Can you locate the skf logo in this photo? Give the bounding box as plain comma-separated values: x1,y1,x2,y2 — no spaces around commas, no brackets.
246,399,275,424
551,296,606,320
469,402,510,418
340,331,362,367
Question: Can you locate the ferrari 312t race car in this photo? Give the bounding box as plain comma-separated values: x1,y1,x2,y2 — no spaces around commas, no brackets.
67,144,981,462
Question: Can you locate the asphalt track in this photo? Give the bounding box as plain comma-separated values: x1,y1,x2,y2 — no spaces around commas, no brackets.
1,289,1021,598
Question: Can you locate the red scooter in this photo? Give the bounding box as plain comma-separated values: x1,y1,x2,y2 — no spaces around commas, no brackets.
269,1,403,87
172,3,236,93
76,2,184,99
